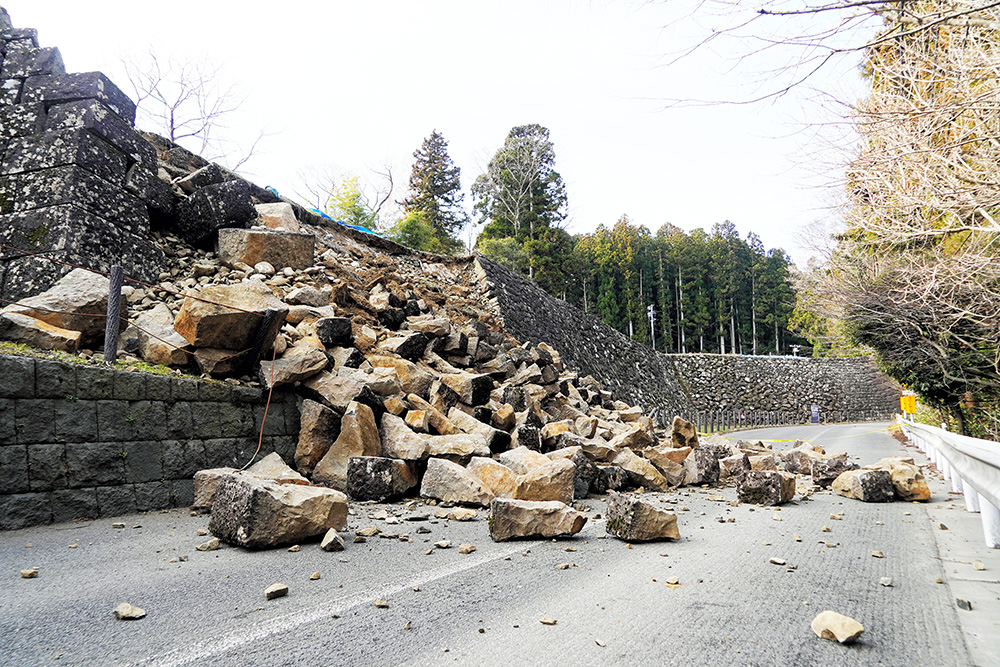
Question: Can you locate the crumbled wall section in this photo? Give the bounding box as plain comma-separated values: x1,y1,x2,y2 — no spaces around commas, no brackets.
475,257,899,419
0,7,168,302
0,354,300,530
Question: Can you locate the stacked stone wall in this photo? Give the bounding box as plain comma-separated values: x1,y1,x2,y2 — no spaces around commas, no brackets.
0,354,300,530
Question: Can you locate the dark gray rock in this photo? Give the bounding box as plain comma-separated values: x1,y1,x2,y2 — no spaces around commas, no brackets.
736,470,796,506
27,444,66,491
14,398,54,444
0,47,64,79
177,179,254,247
0,103,45,139
23,72,137,125
811,457,859,488
0,355,34,398
96,484,137,517
0,492,52,530
125,164,176,220
592,464,630,493
123,441,163,483
1,128,128,184
46,99,157,168
346,456,419,502
511,423,540,451
175,163,227,193
51,487,99,522
0,445,28,493
605,493,680,542
571,451,598,499
377,307,406,331
316,317,354,347
65,442,126,487
381,332,428,360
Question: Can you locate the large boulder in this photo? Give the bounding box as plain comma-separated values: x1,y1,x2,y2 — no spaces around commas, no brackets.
255,202,300,232
293,399,340,477
346,456,418,501
178,180,255,247
811,458,859,488
447,407,509,452
719,453,751,481
405,393,460,435
613,448,668,490
0,311,80,352
488,498,587,542
498,446,551,475
312,400,380,489
605,494,680,541
217,228,315,270
131,304,189,366
1,267,116,347
438,371,494,406
832,469,896,503
736,470,796,505
208,473,348,549
246,452,310,485
683,447,720,486
467,456,517,498
192,467,238,512
671,416,699,448
258,345,327,389
867,458,930,501
419,458,495,506
174,281,287,350
512,459,575,504
571,451,599,499
303,370,382,416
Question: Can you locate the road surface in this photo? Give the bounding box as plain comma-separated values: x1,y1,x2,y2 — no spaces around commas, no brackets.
2,422,997,666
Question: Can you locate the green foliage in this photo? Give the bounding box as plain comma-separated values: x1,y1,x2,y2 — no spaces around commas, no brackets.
401,130,468,249
326,176,379,231
477,237,526,272
387,210,463,254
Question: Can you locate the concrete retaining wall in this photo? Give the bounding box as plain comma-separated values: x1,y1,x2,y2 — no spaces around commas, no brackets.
0,354,300,530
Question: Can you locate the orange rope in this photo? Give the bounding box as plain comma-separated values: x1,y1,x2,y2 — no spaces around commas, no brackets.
240,344,278,470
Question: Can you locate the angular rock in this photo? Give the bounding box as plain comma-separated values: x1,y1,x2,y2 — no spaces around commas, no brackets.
247,452,310,485
131,304,189,366
338,366,400,397
208,473,348,549
419,458,494,506
748,454,779,471
613,448,668,490
425,432,490,459
264,583,289,600
313,401,379,489
174,281,287,350
303,370,381,416
832,469,895,503
571,451,599,499
404,394,460,435
511,423,542,452
683,447,721,486
192,467,238,512
320,528,345,552
2,267,116,346
193,348,245,378
866,457,930,501
592,465,630,493
113,603,146,620
0,311,79,352
447,407,509,452
811,458,859,488
315,317,353,347
346,456,418,501
607,425,654,451
781,446,823,475
498,446,551,475
407,316,450,337
488,498,587,542
439,372,493,406
671,416,699,448
492,404,516,432
540,420,573,449
285,287,329,308
259,346,327,389
255,202,301,232
294,399,340,477
217,227,315,270
811,610,865,644
736,470,796,506
605,494,680,541
404,409,430,432
378,332,428,360
513,459,576,504
719,453,751,481
368,357,434,397
467,456,517,498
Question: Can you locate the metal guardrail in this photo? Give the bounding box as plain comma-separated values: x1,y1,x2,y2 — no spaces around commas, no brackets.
899,417,1000,549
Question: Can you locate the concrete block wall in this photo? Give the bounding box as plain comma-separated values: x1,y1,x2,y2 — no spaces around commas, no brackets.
0,354,300,530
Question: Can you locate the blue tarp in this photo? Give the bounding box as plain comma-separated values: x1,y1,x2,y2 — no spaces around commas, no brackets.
308,208,379,236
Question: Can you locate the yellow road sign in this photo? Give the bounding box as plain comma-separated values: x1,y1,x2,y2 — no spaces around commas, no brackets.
900,395,916,413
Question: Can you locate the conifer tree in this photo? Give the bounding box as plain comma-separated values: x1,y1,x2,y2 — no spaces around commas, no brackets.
401,130,467,250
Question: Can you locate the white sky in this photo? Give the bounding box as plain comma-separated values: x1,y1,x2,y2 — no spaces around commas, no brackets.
5,1,870,264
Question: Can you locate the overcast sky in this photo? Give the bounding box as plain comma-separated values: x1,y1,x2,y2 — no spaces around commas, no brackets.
5,1,870,264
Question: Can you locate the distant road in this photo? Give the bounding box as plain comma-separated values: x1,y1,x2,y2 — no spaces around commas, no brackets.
1,422,990,666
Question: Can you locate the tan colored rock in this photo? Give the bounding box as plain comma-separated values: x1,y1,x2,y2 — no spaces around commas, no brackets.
320,528,345,551
492,404,516,432
259,346,328,389
540,420,573,448
811,610,865,644
547,446,582,461
383,396,409,416
3,267,115,346
719,453,751,481
247,452,310,485
193,467,238,511
304,370,374,412
194,347,245,378
613,448,668,489
488,499,587,542
426,432,490,459
294,399,338,476
379,412,429,460
313,401,380,489
671,416,699,448
113,603,146,620
365,356,434,396
0,312,80,352
607,424,654,451
617,406,644,423
255,202,301,232
573,416,598,438
513,459,576,504
642,447,687,487
218,228,315,270
748,454,778,471
439,372,494,406
132,304,189,366
405,409,430,432
580,439,617,462
832,469,895,502
340,366,400,397
447,407,507,451
420,458,495,506
208,473,348,549
406,316,451,337
174,281,288,350
866,457,930,501
605,494,680,541
467,457,517,498
498,446,551,475
406,393,460,435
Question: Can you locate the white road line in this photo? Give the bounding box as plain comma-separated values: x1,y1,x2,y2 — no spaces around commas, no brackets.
140,543,523,667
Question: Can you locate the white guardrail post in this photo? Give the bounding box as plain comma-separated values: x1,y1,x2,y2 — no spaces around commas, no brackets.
899,416,1000,549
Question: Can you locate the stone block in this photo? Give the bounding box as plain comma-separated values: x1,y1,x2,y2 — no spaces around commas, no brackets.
65,441,126,487
1,28,38,47
174,281,287,350
0,47,64,79
0,398,13,445
202,438,238,468
592,464,630,493
605,494,680,542
198,381,231,402
75,366,114,400
126,401,166,441
420,457,495,506
161,439,207,479
27,444,66,491
0,103,45,138
15,398,54,444
145,375,172,401
512,458,575,504
112,370,145,400
346,456,419,501
255,202,300,232
96,484,137,517
0,312,80,352
0,443,29,493
123,441,163,483
0,354,34,397
171,478,195,507
175,163,227,193
736,470,796,506
96,400,135,442
171,378,199,401
0,492,51,530
22,72,137,125
217,402,255,438
134,480,171,511
217,227,315,270
177,180,254,247
34,359,75,398
488,498,587,542
54,399,97,443
1,128,128,184
125,163,175,217
51,487,99,522
189,402,221,439
811,458,859,488
0,78,20,105
46,99,156,168
831,469,895,503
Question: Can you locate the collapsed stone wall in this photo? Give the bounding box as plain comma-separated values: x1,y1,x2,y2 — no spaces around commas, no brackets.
475,257,899,420
0,354,300,530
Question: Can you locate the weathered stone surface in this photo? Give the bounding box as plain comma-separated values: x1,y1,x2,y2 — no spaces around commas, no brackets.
467,456,517,498
671,416,699,448
570,451,598,498
613,448,668,489
419,458,494,506
174,281,287,350
488,498,587,542
439,372,493,406
748,454,779,471
447,407,509,452
643,444,690,471
131,304,189,366
315,317,353,347
46,99,155,168
293,399,339,477
255,202,300,232
346,456,418,501
379,412,429,460
811,610,865,644
511,423,541,452
832,469,896,503
498,446,551,475
811,458,859,488
513,458,575,504
284,287,328,308
368,358,434,398
404,409,430,432
247,452,310,486
303,370,381,415
313,401,379,489
377,332,428,360
193,348,245,378
339,366,400,397
259,346,327,389
404,393,460,435
425,432,490,459
0,103,45,139
719,453,751,481
0,311,79,352
22,72,136,125
217,227,315,270
320,528,345,552
208,473,348,549
683,447,721,486
736,470,796,505
605,494,680,542
607,424,654,451
592,464,630,493
192,467,238,511
865,457,930,501
407,316,450,337
781,445,823,475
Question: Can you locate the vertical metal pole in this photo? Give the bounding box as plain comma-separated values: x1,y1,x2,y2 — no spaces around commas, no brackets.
103,265,124,365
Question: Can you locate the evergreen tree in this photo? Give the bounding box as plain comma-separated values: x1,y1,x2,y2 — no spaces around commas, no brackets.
401,130,467,251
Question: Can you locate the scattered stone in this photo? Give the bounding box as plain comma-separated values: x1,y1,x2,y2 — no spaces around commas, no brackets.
769,557,787,565
287,544,301,552
321,529,345,552
112,603,146,620
810,610,864,644
831,469,895,503
448,508,478,521
458,544,476,554
420,458,495,506
871,551,884,558
540,618,558,625
435,540,452,549
880,577,893,587
513,459,576,504
19,567,38,579
671,416,698,448
173,281,287,350
810,458,859,488
310,572,321,580
265,583,289,600
605,494,680,542
195,538,220,551
374,599,390,608
736,470,795,506
821,525,831,533
489,498,588,542
974,561,985,571
498,447,550,475
956,598,973,611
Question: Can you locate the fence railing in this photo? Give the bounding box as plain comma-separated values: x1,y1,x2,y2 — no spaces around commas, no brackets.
899,417,1000,549
650,408,897,433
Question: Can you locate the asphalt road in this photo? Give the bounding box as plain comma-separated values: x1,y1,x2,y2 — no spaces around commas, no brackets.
2,422,997,667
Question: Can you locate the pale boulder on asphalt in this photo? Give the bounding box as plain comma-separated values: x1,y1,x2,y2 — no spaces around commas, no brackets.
489,498,588,542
